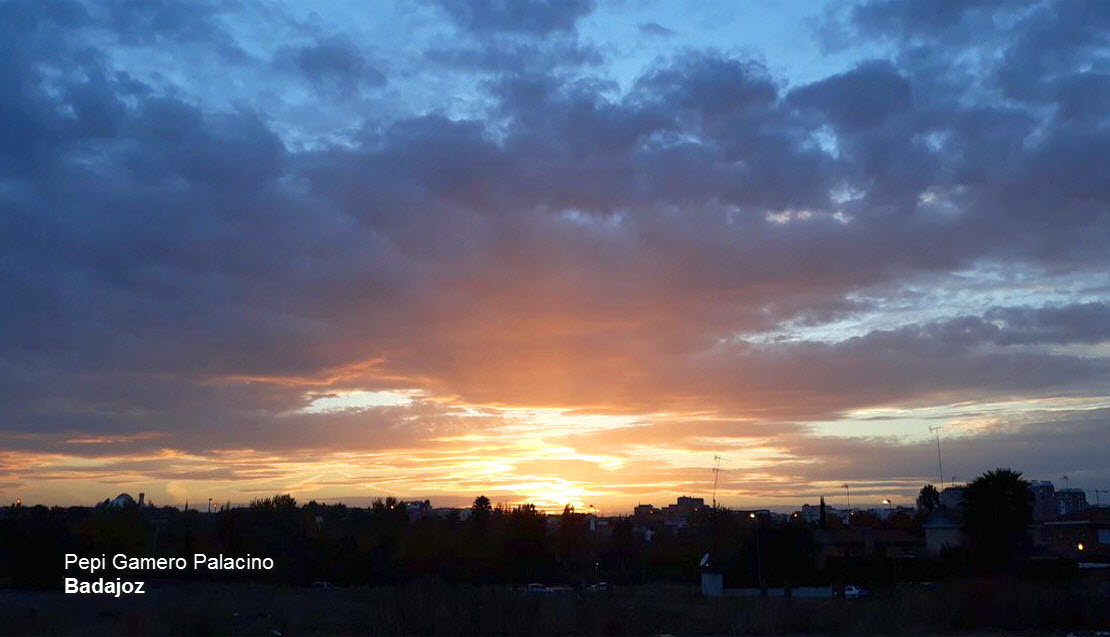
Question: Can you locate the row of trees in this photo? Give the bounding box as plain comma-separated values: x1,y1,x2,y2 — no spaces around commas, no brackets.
1,494,810,588
0,468,1047,589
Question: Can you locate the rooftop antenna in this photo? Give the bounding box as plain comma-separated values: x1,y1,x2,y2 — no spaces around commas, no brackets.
929,426,945,490
711,455,726,509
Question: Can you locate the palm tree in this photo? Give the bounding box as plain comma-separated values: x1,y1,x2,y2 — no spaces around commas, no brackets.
917,484,940,514
962,468,1032,565
472,495,492,517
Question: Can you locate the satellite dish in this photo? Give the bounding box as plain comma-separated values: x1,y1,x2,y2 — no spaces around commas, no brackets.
699,552,710,567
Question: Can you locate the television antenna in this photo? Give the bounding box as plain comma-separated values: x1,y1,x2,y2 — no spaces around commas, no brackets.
711,455,726,509
929,426,945,490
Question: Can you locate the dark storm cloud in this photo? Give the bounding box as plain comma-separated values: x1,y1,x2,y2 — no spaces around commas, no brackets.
849,0,1026,41
423,36,602,73
649,305,1110,420
274,36,386,93
788,60,911,131
0,0,91,37
432,0,594,35
422,0,599,74
99,0,249,61
633,52,778,120
773,407,1110,488
1,0,1109,502
982,303,1110,345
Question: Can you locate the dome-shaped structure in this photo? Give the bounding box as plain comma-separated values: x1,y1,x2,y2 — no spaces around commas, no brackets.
109,493,136,508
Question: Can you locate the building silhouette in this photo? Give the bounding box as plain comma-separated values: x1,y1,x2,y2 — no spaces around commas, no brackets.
1056,488,1089,516
1029,480,1057,521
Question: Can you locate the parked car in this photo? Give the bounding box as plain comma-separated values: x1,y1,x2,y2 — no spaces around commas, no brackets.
843,584,869,599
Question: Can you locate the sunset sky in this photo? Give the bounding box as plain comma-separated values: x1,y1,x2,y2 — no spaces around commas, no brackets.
3,0,1110,513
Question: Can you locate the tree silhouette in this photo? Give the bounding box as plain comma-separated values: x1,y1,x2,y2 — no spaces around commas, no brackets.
556,505,593,583
962,468,1032,566
470,495,492,530
917,484,940,514
502,504,551,584
249,493,297,510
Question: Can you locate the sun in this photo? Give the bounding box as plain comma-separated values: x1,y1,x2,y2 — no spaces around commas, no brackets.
515,480,593,514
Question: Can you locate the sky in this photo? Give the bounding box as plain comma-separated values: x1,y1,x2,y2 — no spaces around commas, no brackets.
2,0,1109,513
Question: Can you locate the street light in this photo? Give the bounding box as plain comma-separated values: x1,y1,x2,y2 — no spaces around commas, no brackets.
750,512,763,592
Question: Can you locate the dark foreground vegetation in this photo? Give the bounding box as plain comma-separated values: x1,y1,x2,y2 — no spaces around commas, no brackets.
2,494,886,589
2,468,1108,634
3,469,1095,590
3,578,1110,636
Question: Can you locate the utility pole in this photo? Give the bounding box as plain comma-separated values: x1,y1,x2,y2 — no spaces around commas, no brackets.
929,426,944,490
